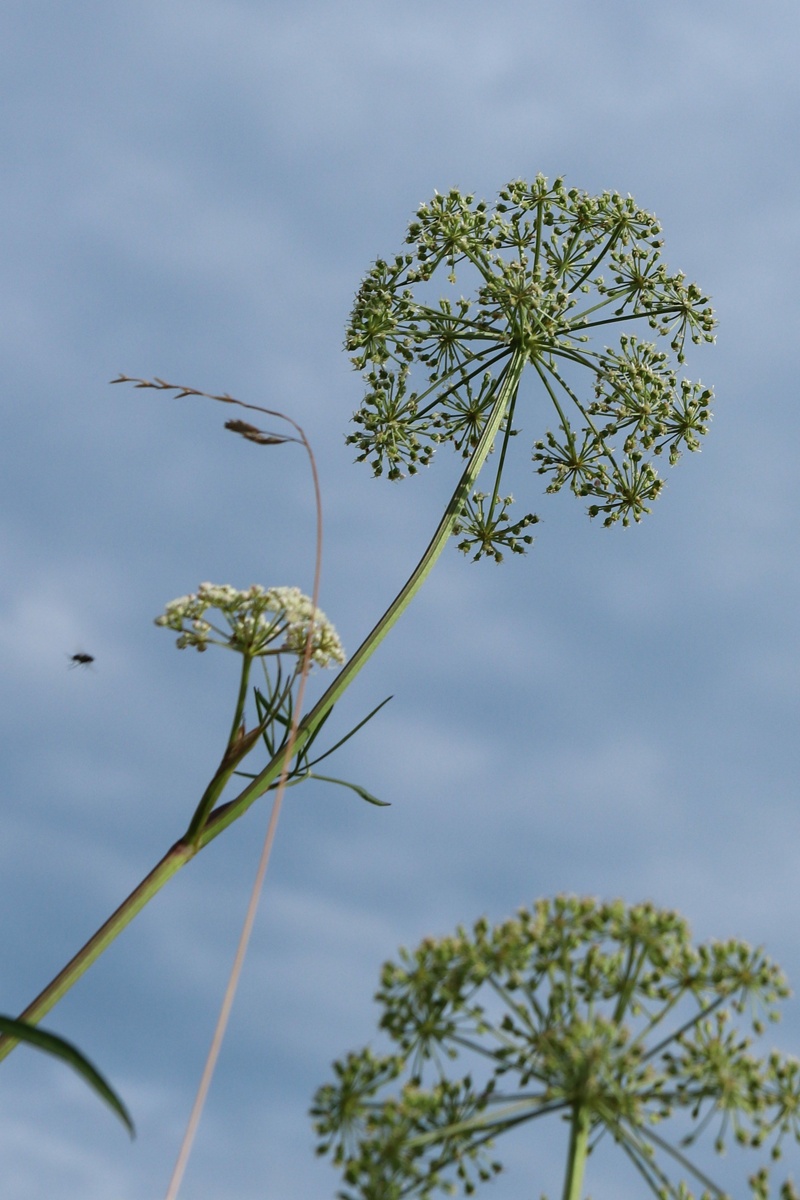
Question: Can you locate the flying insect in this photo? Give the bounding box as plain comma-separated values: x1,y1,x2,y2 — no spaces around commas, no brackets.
68,652,95,669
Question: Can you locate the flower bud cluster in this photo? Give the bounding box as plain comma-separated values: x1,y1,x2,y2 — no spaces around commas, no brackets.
155,583,345,667
453,491,538,562
346,175,716,547
314,896,797,1200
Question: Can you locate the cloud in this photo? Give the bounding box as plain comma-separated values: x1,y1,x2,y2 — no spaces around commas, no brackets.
2,1,800,1196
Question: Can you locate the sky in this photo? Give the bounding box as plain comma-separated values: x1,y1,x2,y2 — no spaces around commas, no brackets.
1,1,799,1197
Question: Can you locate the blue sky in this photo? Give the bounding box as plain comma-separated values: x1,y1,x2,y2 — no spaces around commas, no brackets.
1,2,799,1196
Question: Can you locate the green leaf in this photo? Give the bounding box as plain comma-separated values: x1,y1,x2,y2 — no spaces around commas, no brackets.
0,1015,134,1136
309,772,391,806
305,695,393,768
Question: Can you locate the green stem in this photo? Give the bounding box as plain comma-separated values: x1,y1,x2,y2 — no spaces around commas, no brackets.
561,1103,591,1200
197,350,526,847
182,655,257,843
229,654,253,745
0,354,525,1059
0,840,196,1061
487,387,517,513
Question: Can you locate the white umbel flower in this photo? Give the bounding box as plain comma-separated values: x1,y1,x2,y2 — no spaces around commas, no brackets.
155,583,345,667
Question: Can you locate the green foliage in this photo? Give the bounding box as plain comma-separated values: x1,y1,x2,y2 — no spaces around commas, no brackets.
0,1015,133,1135
346,177,715,558
240,684,391,806
312,897,800,1200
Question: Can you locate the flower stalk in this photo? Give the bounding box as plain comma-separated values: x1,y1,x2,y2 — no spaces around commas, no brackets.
229,653,253,745
562,1103,591,1200
0,175,717,1063
312,897,797,1200
203,350,525,841
0,356,522,1061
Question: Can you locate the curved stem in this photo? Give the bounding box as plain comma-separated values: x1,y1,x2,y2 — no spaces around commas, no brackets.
0,353,525,1060
197,350,526,847
164,396,326,1199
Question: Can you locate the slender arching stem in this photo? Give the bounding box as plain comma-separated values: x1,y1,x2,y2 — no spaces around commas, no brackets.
196,350,526,848
164,387,327,1200
0,352,526,1061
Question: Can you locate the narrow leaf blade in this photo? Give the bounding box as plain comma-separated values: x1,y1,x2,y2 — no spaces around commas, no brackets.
0,1015,134,1135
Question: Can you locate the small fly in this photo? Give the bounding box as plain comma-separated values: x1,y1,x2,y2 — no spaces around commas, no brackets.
68,652,95,670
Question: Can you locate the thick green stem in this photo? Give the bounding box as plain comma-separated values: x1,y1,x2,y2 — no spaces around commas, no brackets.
0,841,196,1060
0,354,525,1059
561,1103,591,1200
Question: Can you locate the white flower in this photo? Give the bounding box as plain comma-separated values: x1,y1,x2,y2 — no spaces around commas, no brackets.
154,583,345,667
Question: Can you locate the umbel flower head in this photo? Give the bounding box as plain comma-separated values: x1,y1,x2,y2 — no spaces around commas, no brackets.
155,583,345,668
312,896,800,1200
346,176,716,558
